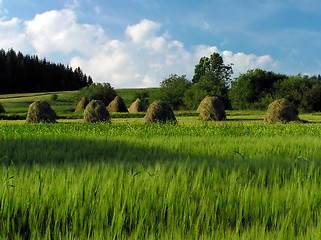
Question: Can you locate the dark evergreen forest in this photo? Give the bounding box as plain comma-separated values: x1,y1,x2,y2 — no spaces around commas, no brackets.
0,49,92,94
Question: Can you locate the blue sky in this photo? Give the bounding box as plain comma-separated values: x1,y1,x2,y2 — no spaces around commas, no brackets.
0,0,320,88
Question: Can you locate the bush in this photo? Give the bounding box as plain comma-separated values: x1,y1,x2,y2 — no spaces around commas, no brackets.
77,83,117,106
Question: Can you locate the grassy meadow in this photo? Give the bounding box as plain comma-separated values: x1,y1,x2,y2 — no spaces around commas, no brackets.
1,91,321,239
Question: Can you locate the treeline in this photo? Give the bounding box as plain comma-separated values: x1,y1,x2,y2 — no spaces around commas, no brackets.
0,49,92,94
230,69,321,112
158,52,321,112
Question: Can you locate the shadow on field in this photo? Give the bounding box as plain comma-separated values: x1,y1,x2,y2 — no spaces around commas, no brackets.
0,137,199,167
0,137,316,174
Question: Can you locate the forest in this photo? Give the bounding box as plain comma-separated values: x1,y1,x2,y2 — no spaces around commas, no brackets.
0,49,92,94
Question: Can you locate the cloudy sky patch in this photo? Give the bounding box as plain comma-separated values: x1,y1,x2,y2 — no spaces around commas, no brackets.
0,0,319,88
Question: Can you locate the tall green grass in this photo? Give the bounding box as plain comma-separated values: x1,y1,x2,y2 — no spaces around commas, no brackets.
1,122,321,239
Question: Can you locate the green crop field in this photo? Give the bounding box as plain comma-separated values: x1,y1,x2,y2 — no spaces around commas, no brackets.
1,91,321,239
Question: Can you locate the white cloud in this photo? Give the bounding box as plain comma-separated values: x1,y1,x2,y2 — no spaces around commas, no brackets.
193,45,220,62
193,45,276,76
25,9,106,57
0,9,278,88
0,18,28,51
126,19,160,42
222,51,275,74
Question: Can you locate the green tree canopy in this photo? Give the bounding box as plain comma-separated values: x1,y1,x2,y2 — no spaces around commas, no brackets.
192,52,233,85
229,69,287,109
274,74,321,112
185,53,232,109
158,74,191,110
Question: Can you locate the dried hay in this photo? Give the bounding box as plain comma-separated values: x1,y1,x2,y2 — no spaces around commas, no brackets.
75,96,89,112
143,101,177,124
107,96,128,112
264,98,299,124
198,96,226,121
0,103,5,114
83,100,110,123
26,101,56,123
128,98,145,112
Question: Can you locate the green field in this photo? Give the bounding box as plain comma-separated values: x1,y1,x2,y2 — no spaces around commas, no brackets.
1,91,321,239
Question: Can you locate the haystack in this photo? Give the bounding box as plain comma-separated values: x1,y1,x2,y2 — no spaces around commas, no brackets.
264,98,299,124
143,101,177,124
198,96,226,121
107,96,128,112
26,101,56,123
83,100,110,123
0,103,5,114
75,96,89,112
128,98,145,112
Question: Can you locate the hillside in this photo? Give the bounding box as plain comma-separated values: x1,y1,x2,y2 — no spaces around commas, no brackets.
0,88,160,118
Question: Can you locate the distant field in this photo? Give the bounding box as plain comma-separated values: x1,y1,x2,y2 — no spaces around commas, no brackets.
115,88,160,107
0,88,159,117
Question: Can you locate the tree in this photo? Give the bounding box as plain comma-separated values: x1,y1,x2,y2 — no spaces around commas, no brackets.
158,74,192,110
273,74,321,112
192,53,233,85
185,53,232,109
229,69,287,109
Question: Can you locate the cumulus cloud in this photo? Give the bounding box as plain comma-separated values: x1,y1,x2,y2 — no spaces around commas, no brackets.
0,18,28,51
194,45,276,75
25,9,106,57
222,51,275,74
0,9,277,88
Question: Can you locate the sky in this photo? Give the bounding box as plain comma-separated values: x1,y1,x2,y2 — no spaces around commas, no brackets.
0,0,320,88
